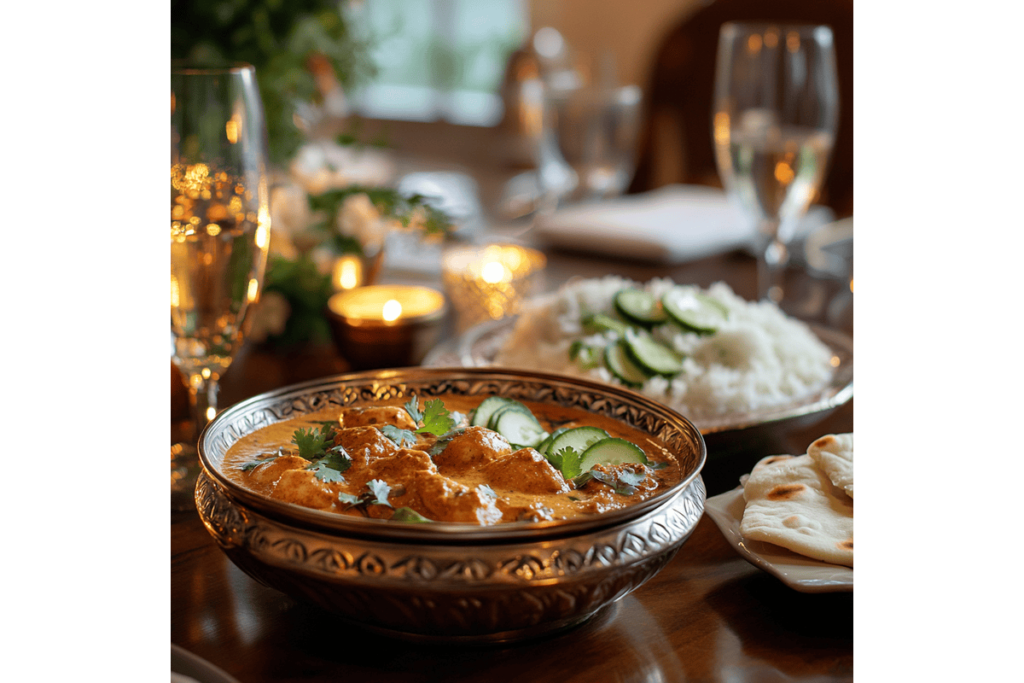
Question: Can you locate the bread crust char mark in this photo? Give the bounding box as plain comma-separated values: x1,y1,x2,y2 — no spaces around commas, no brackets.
766,483,806,500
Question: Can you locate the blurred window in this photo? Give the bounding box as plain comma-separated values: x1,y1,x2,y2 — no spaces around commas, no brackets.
350,0,528,126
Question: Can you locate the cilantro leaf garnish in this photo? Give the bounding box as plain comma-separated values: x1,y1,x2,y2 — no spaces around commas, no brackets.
404,396,424,424
391,507,433,523
381,424,417,448
546,446,583,480
401,396,457,438
241,455,277,472
589,468,646,496
308,459,347,483
290,422,347,480
306,446,352,482
366,479,392,506
416,399,455,436
291,423,337,461
337,479,394,510
337,492,361,505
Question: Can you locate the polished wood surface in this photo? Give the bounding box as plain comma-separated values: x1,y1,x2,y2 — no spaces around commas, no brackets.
172,246,853,682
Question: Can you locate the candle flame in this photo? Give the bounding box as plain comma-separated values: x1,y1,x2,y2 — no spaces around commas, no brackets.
382,299,402,322
481,261,507,284
333,256,363,290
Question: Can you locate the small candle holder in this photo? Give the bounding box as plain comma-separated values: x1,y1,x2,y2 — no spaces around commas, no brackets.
441,243,546,331
326,285,448,370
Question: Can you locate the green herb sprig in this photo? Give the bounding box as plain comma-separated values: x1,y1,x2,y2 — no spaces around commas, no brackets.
338,479,393,509
289,421,353,482
573,468,647,496
547,447,584,480
402,396,457,437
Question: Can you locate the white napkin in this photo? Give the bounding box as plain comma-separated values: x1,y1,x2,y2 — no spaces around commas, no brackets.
532,185,833,264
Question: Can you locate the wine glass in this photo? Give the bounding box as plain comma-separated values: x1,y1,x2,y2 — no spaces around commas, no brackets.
537,80,642,206
712,23,839,304
171,63,271,509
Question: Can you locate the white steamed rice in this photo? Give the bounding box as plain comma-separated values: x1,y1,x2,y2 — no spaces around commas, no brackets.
493,276,835,419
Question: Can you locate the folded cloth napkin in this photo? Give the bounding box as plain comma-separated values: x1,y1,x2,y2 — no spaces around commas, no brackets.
532,185,833,264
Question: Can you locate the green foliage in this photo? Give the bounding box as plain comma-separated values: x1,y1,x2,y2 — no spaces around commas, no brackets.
391,507,433,523
574,468,647,496
381,424,417,449
416,399,456,437
291,423,335,460
308,185,454,239
338,479,393,510
263,254,334,345
170,0,377,163
548,447,583,480
402,396,457,438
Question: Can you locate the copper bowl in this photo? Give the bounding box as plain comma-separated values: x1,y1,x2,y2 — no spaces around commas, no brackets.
196,368,706,643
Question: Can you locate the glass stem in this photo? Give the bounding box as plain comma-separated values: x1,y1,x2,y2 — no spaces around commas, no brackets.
757,220,789,304
186,371,220,443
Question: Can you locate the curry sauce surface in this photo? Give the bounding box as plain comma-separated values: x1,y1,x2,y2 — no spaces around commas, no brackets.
223,396,684,524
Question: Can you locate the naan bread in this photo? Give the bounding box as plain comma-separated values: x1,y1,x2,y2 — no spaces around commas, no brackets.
808,433,853,499
740,454,853,567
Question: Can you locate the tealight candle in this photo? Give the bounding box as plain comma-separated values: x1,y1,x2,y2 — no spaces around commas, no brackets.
331,255,364,291
441,243,546,331
326,285,447,369
330,249,386,292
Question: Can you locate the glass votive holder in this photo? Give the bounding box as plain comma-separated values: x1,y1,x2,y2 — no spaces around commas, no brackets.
441,243,546,332
326,285,448,369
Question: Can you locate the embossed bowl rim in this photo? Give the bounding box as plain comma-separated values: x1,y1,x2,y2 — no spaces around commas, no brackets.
197,367,707,543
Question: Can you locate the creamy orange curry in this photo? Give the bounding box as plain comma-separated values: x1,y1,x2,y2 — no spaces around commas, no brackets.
223,395,682,525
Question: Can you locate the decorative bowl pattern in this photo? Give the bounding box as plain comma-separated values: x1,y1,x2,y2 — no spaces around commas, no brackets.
196,368,706,642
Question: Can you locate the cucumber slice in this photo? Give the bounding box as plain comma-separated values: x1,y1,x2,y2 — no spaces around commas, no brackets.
471,396,515,427
537,427,570,455
546,426,610,458
613,289,668,327
624,328,684,377
604,340,650,387
492,409,548,448
582,312,630,335
662,286,729,334
578,437,649,472
486,401,534,430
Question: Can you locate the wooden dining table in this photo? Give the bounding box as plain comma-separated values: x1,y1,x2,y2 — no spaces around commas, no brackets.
171,239,854,683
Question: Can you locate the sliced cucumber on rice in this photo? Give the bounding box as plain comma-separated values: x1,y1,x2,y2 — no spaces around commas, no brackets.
613,289,668,327
581,312,630,336
624,328,684,377
604,340,651,387
662,286,728,334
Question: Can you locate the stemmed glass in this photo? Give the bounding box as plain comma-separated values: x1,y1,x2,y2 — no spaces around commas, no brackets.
171,63,271,508
712,23,839,304
537,81,642,206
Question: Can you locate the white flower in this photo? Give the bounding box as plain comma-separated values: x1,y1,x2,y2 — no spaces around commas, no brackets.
269,182,326,256
247,291,291,343
336,193,389,252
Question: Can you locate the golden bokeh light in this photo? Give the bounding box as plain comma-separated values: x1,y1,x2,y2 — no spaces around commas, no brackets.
382,299,403,322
